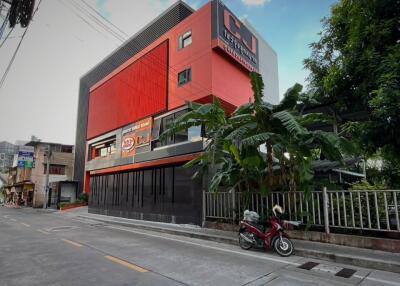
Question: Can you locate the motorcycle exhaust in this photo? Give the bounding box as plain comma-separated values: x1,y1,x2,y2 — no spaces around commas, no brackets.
239,233,254,244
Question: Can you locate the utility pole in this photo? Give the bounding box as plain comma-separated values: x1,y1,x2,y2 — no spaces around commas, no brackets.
43,144,51,209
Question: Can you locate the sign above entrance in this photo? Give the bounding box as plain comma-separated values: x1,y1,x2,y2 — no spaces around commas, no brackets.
121,117,152,158
211,0,259,72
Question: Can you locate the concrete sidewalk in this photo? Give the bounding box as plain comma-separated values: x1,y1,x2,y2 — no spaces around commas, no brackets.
61,207,400,274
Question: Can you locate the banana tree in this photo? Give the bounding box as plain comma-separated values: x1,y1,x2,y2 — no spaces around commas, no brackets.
160,72,353,197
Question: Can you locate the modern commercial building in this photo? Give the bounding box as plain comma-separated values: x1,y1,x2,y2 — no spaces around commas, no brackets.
74,0,279,224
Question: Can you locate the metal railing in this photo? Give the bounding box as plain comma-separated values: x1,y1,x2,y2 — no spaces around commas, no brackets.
203,189,400,233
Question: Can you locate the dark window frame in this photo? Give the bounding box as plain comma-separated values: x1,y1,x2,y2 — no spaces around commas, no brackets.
43,164,66,175
178,68,192,86
178,30,192,49
89,136,117,160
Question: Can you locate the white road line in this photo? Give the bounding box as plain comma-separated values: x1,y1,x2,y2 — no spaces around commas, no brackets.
353,275,400,286
105,225,300,266
106,225,400,286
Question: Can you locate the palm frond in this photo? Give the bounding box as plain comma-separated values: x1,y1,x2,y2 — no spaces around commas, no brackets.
250,72,264,105
299,113,334,126
274,83,303,112
241,132,274,147
272,110,307,136
225,122,257,140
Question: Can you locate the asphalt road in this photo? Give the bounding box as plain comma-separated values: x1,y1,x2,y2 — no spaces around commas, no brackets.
0,206,399,286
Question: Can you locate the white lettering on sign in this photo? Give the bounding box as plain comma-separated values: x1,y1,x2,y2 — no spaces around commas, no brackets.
223,29,257,65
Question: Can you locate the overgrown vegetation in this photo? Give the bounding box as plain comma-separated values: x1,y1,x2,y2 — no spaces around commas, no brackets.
161,73,351,196
304,0,400,188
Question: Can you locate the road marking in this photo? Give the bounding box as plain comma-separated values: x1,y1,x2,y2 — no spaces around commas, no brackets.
106,225,400,286
21,223,30,227
105,225,300,266
37,229,50,235
105,255,148,273
353,275,400,286
10,218,17,222
61,239,83,248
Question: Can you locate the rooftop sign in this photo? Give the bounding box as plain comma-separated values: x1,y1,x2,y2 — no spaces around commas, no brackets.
212,0,259,72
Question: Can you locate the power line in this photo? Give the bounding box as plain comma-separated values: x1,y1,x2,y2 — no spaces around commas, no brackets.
56,0,217,100
80,0,129,38
57,0,117,44
69,0,125,42
59,1,238,105
0,26,13,49
0,0,42,89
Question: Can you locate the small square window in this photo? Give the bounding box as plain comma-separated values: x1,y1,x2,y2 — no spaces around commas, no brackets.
179,31,192,49
178,68,191,86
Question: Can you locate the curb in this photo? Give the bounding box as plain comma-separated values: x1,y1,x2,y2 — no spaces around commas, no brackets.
77,214,400,274
77,215,237,245
293,248,400,274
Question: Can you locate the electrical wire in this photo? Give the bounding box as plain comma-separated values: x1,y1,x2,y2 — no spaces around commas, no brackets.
0,26,13,49
80,0,129,37
0,0,41,89
55,0,217,100
68,0,125,42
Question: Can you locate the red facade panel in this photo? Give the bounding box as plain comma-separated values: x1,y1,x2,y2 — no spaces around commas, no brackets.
87,41,168,139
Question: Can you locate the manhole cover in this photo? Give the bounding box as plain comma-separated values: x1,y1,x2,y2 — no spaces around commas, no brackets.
48,226,78,232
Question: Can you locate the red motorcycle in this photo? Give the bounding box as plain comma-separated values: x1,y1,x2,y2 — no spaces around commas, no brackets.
238,205,294,257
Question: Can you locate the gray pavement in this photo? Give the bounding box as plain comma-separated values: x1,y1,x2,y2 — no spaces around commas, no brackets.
73,207,400,273
0,206,400,286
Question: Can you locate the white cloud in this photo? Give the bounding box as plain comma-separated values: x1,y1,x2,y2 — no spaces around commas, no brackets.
241,0,271,6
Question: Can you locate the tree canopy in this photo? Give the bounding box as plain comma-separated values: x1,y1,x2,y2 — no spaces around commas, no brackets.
161,73,351,195
304,0,400,186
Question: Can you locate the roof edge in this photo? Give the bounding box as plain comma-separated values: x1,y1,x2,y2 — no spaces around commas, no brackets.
81,1,195,79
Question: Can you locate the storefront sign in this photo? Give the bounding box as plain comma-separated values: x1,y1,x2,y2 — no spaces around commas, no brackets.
121,117,152,158
212,0,259,72
17,146,35,168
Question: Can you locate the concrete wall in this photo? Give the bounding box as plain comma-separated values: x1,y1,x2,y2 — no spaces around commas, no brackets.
30,144,74,207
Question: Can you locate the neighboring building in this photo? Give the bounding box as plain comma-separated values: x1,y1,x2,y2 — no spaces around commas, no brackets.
74,1,279,224
0,173,7,203
4,141,74,207
0,141,18,171
25,141,74,207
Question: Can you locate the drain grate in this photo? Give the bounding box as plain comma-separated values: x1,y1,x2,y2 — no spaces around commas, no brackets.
298,261,319,270
335,268,356,278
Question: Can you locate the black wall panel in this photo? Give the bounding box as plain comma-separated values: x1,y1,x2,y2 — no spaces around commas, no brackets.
89,165,202,225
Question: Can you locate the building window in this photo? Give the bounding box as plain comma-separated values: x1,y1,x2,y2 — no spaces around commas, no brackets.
178,31,192,49
178,68,191,86
61,145,73,153
44,164,66,175
152,109,203,149
89,137,116,160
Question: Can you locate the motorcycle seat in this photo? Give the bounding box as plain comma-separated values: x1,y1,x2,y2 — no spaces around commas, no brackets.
247,221,266,232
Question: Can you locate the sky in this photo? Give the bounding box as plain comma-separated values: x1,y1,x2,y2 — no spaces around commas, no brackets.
0,0,336,145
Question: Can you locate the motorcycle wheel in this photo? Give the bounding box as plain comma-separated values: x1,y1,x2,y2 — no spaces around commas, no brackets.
238,232,253,250
273,237,293,257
